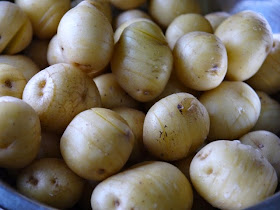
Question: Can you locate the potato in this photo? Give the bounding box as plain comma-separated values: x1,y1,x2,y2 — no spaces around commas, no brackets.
240,130,280,181
149,0,201,28
0,2,32,54
143,93,210,161
60,108,134,181
110,0,147,10
22,63,101,134
114,9,151,30
113,107,146,163
15,0,70,39
0,64,27,98
252,91,280,134
23,38,49,70
57,1,114,78
215,10,273,81
47,35,64,66
166,14,213,49
91,161,193,210
16,158,85,209
200,81,261,141
37,131,61,159
111,20,173,102
205,11,230,31
174,32,227,91
93,73,140,109
0,55,39,81
246,34,280,94
190,140,277,209
0,96,41,168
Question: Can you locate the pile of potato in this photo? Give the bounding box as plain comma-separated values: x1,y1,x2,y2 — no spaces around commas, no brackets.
0,0,280,209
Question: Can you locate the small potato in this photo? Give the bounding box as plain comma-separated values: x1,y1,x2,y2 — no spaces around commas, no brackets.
246,34,280,94
0,64,27,98
47,35,65,66
0,55,39,81
94,73,140,109
113,107,146,163
15,0,70,39
17,158,85,209
190,140,277,209
215,10,273,81
23,38,49,70
37,131,61,159
205,11,230,31
240,130,280,181
143,93,210,161
110,0,147,10
166,14,213,49
0,96,41,168
114,9,151,30
60,108,134,181
252,91,280,135
91,161,193,210
111,20,173,102
0,2,32,54
57,1,114,78
22,63,101,134
200,81,261,141
149,0,201,28
174,32,227,91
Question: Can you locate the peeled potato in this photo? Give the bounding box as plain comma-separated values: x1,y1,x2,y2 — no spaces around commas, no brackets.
143,93,210,161
22,63,101,134
60,108,134,181
190,140,277,210
111,20,173,102
215,10,273,81
91,161,193,210
205,11,230,31
47,35,65,66
200,81,261,141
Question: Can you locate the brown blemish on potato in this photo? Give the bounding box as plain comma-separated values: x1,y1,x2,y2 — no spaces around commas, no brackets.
39,80,46,88
97,168,106,174
27,176,38,186
206,167,213,175
177,103,184,114
197,150,212,160
4,80,12,88
113,199,120,207
50,177,58,186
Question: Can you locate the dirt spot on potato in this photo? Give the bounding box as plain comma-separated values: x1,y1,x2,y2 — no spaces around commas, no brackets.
4,80,12,88
97,168,106,175
27,175,38,186
177,103,184,114
205,167,213,175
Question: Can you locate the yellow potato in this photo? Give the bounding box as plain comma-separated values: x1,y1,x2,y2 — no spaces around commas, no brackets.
0,96,41,168
190,140,277,209
240,130,280,182
91,161,193,210
60,108,134,181
94,73,140,109
0,64,27,98
114,9,151,30
113,107,146,163
199,81,261,141
17,158,85,209
15,0,70,39
57,1,114,78
111,20,173,102
22,63,101,134
246,34,280,94
149,0,201,28
215,10,273,81
0,55,39,81
110,0,147,10
143,93,210,161
166,14,213,49
174,32,227,91
205,11,230,31
252,91,280,134
0,2,32,54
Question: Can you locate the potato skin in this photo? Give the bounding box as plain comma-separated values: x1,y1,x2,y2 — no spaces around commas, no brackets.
143,93,210,161
111,20,173,102
190,140,277,210
17,158,85,209
0,96,41,168
91,161,193,210
60,108,134,181
215,10,273,81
